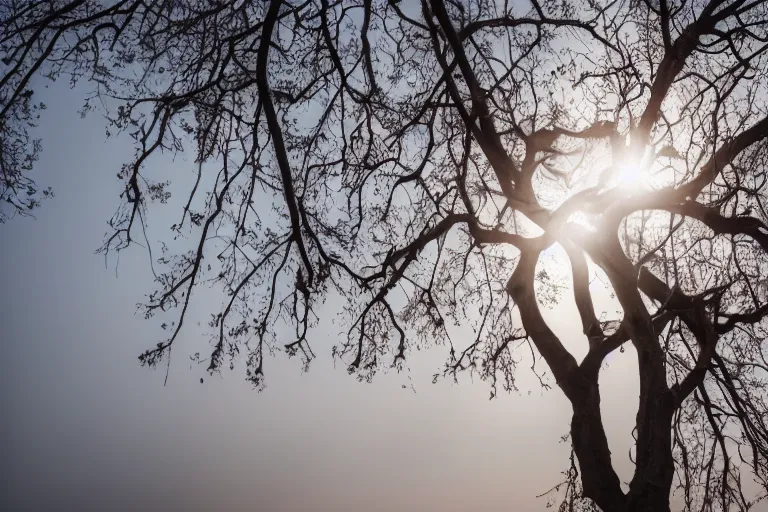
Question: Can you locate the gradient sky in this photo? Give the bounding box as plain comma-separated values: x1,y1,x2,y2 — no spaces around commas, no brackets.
0,80,646,512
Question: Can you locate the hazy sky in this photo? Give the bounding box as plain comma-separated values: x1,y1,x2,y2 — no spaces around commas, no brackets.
0,81,645,511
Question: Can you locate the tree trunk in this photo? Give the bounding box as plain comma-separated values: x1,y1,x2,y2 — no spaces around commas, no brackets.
623,485,672,512
568,371,626,512
623,373,675,512
577,240,676,511
569,367,675,512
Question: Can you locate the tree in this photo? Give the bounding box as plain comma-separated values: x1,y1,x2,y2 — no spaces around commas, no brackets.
3,0,768,509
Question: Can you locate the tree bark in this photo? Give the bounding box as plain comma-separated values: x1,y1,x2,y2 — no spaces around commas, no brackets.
568,369,626,512
623,379,675,512
570,369,675,512
583,237,676,511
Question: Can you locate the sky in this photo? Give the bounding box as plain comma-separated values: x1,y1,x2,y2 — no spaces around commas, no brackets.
0,81,646,511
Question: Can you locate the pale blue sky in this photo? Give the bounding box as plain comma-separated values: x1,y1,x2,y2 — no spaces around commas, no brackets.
0,81,643,511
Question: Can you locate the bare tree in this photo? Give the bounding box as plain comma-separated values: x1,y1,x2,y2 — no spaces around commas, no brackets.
3,0,768,510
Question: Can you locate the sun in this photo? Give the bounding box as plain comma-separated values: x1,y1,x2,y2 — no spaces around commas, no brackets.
613,145,680,190
616,160,648,186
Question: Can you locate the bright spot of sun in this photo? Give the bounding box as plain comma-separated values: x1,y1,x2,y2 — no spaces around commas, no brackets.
613,143,657,189
616,160,647,186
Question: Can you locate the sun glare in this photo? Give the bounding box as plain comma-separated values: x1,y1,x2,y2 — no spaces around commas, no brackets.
613,145,679,189
616,161,647,186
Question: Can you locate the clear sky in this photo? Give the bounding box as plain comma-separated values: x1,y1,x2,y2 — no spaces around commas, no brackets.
0,81,644,511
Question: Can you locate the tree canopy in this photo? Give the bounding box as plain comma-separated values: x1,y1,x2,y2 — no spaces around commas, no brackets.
3,0,768,510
